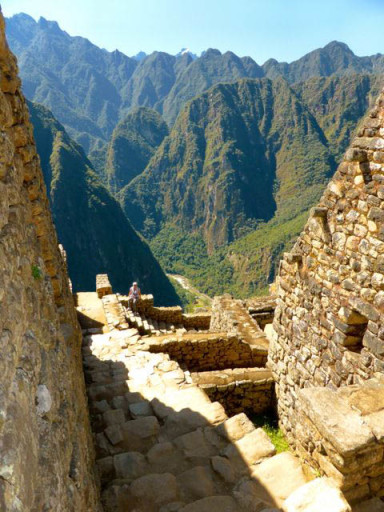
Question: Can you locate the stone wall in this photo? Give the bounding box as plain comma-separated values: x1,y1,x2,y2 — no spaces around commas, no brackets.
270,87,384,501
119,293,211,329
147,332,267,371
0,12,100,511
191,368,275,417
210,295,269,365
295,376,384,503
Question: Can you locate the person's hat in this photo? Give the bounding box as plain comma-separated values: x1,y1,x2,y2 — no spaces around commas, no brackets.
133,282,138,285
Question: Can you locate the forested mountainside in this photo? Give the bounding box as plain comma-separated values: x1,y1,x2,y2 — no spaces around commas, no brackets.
119,73,381,297
9,13,384,298
106,107,169,193
293,74,383,160
28,101,179,305
7,14,384,158
120,78,334,248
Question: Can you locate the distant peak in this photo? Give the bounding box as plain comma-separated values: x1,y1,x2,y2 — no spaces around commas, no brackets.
38,16,61,33
176,48,197,60
202,48,222,58
323,41,354,53
10,12,36,23
132,51,147,61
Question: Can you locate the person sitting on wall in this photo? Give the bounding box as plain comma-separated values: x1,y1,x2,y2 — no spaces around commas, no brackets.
128,281,141,315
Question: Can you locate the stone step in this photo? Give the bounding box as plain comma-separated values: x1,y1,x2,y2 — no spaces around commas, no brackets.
352,497,384,512
81,319,324,512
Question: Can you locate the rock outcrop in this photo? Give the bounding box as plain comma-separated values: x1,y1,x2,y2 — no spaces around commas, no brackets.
0,10,99,511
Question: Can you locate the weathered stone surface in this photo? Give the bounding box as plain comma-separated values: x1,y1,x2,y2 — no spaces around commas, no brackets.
180,495,238,512
177,465,215,500
216,412,255,441
129,401,153,418
299,388,375,455
223,428,276,466
0,11,100,512
282,478,352,512
130,473,179,505
114,451,147,480
211,456,236,483
251,452,308,506
352,497,384,512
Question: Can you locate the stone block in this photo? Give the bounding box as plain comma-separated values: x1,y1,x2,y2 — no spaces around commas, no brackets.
103,409,125,426
363,331,384,356
130,473,179,506
223,428,276,467
113,451,147,480
299,388,375,456
177,466,215,500
180,496,238,512
129,401,153,418
210,456,235,483
353,498,384,512
282,478,351,512
250,452,308,506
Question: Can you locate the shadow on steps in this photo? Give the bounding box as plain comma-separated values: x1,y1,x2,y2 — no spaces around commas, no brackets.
82,330,309,512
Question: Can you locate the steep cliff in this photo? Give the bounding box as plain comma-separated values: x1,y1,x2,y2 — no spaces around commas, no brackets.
28,101,179,305
106,106,169,193
121,78,334,251
0,11,100,511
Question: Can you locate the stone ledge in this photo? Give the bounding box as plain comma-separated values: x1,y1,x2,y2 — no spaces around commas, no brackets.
299,387,376,456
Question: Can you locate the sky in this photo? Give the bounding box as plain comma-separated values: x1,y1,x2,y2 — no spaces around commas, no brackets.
1,0,384,64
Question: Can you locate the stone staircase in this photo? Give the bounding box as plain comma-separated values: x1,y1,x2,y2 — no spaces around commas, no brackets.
125,306,210,337
83,328,312,512
77,291,365,511
125,307,183,336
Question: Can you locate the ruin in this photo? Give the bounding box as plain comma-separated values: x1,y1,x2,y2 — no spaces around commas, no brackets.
270,88,384,505
0,12,99,511
1,4,384,510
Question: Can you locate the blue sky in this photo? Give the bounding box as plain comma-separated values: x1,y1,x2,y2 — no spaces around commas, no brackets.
2,0,383,63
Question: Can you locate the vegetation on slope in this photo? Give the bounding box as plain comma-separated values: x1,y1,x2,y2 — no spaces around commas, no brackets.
106,107,168,193
28,101,180,305
9,14,384,158
121,78,334,251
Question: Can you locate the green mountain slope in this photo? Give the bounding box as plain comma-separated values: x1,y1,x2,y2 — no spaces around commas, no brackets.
28,101,179,305
293,73,382,160
10,14,384,162
7,14,137,152
262,41,384,83
120,74,380,297
161,49,263,125
120,78,334,251
106,107,169,193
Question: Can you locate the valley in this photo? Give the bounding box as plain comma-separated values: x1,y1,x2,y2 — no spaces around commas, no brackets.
6,12,384,300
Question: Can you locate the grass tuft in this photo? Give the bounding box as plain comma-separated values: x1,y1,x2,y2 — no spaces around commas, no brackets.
250,411,290,453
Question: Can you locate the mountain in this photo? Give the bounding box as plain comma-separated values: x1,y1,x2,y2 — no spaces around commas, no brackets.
120,78,335,251
119,73,381,297
262,41,384,83
106,107,169,193
6,14,137,153
120,51,189,114
28,100,179,305
7,14,384,162
293,73,383,160
133,51,147,61
176,48,198,60
161,49,264,125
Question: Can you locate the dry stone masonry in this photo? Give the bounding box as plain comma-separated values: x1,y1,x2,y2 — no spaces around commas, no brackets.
77,288,341,512
2,2,384,508
270,86,384,504
0,10,99,511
